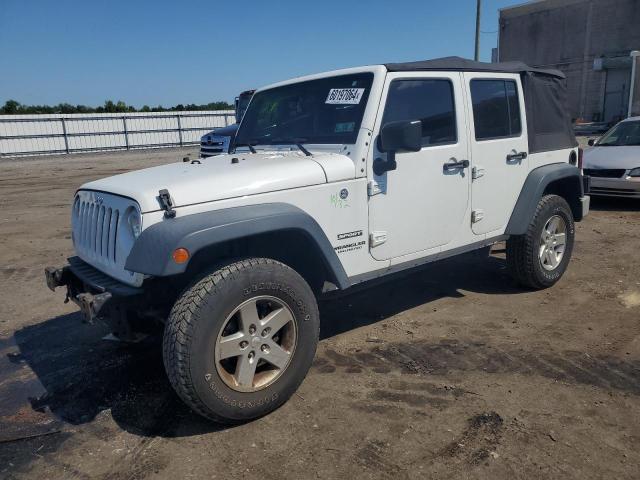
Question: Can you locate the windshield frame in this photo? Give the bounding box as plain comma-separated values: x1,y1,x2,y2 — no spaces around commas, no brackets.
235,94,253,124
234,71,376,148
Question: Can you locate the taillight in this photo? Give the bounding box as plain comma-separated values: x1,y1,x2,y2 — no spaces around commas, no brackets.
577,148,583,170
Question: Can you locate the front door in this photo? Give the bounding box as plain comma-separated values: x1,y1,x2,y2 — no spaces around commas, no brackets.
463,73,529,235
368,72,470,261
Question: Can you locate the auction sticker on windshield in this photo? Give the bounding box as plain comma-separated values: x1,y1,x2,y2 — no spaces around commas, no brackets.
326,88,365,104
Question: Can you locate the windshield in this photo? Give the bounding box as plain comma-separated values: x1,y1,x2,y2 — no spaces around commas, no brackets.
597,121,640,146
235,73,374,146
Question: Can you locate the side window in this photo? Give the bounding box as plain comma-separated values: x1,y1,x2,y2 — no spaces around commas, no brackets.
382,79,457,147
470,79,522,140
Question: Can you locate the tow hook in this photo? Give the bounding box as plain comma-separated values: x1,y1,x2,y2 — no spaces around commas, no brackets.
76,292,113,324
44,266,70,291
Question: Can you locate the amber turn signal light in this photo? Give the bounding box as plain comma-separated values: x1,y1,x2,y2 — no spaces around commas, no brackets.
172,248,190,264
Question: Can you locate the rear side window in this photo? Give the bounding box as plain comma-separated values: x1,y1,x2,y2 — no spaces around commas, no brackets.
470,79,522,140
382,79,457,147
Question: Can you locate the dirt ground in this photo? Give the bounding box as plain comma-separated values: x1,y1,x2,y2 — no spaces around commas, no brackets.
0,147,639,479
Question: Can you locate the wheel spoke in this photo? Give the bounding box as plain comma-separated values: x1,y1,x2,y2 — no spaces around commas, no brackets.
263,342,291,369
235,354,257,388
238,300,260,333
218,331,246,360
546,249,558,267
548,216,560,234
260,307,293,336
539,245,547,261
554,232,566,246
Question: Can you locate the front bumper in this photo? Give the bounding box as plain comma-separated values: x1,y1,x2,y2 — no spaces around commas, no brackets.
45,256,142,324
589,177,640,198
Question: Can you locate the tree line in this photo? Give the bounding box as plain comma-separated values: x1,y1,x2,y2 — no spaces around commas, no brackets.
0,99,234,115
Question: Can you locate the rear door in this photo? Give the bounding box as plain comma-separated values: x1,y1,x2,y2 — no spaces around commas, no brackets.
463,73,529,235
368,72,470,260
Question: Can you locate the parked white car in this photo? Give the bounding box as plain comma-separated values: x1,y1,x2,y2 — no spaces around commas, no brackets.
584,117,640,197
46,57,589,424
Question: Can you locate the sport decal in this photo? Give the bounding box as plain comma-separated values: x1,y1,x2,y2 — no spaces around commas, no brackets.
337,230,363,241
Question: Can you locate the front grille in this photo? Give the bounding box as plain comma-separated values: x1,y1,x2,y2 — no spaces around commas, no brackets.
71,190,143,287
583,168,626,178
74,198,120,263
200,135,230,157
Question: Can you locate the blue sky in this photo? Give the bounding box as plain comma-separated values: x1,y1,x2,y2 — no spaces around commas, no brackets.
0,0,523,107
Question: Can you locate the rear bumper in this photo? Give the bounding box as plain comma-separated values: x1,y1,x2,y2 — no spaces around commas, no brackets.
45,256,142,323
589,177,640,198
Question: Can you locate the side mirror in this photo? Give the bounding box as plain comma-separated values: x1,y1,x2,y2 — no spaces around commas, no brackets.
379,120,422,153
587,138,596,146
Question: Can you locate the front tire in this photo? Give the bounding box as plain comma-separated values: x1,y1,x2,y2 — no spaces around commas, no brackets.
506,194,575,289
163,258,319,424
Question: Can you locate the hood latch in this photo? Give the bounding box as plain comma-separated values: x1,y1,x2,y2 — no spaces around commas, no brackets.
158,189,176,219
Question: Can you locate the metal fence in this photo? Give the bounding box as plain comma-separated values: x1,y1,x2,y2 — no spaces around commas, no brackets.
0,110,236,157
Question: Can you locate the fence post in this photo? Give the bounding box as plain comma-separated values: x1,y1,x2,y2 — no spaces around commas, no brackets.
176,114,183,146
61,118,70,154
224,113,229,127
122,116,129,150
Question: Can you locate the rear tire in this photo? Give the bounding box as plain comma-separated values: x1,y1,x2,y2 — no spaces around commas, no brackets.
163,258,319,424
506,194,575,289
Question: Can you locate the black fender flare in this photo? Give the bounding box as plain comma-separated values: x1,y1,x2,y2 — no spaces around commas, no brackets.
124,203,349,289
505,163,584,236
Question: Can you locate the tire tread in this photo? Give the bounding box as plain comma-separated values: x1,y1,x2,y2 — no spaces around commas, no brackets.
163,258,312,423
506,194,573,289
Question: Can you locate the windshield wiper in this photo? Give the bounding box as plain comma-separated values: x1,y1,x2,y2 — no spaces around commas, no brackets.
268,138,312,156
233,142,256,154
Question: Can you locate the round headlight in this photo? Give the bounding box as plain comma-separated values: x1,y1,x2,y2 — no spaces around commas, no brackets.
628,167,640,177
127,209,142,238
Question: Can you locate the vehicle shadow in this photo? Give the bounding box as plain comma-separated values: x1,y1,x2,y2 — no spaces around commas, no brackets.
589,195,640,212
8,251,520,440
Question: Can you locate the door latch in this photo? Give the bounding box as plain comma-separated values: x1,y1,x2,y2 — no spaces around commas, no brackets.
472,166,485,179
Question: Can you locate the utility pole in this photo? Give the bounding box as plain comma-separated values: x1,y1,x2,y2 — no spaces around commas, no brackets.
628,51,640,118
474,0,482,61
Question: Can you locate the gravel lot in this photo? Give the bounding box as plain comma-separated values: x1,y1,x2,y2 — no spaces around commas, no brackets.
1,147,639,479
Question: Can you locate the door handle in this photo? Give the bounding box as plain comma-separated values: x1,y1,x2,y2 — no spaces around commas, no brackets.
506,150,528,162
443,159,470,171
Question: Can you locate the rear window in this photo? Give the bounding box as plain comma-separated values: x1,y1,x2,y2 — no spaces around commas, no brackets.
470,79,522,140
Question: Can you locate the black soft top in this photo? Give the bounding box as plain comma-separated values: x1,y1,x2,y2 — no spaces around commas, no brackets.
383,56,575,153
384,56,565,79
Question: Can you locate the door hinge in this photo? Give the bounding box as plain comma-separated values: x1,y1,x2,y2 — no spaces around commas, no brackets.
370,231,387,247
367,180,382,196
472,166,485,179
471,210,484,223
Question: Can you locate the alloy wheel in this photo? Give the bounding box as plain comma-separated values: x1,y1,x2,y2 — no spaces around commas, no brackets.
214,296,297,392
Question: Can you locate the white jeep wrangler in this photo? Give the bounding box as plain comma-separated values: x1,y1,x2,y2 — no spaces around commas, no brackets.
46,57,590,423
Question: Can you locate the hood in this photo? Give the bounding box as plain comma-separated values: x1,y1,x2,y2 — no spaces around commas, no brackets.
201,123,239,139
583,146,640,170
80,152,355,212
